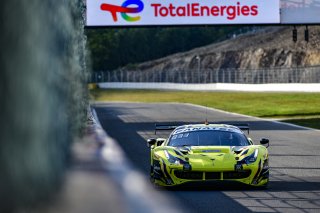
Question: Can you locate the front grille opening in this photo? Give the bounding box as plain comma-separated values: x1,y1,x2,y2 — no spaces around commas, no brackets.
174,171,203,180
174,170,251,180
223,170,251,179
205,172,221,180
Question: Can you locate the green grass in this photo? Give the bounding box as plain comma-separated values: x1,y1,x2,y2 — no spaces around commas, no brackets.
281,117,320,129
91,89,320,129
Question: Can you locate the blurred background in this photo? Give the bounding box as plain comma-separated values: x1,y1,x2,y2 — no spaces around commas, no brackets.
0,1,88,212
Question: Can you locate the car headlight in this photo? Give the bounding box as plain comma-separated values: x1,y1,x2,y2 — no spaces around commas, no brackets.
154,152,161,160
243,149,258,165
164,150,186,165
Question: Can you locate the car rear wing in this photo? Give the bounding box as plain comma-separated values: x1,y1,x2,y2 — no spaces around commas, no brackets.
227,123,250,134
154,123,178,135
154,123,250,135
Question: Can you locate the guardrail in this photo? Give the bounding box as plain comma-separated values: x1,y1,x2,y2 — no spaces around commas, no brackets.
89,106,183,213
91,66,320,84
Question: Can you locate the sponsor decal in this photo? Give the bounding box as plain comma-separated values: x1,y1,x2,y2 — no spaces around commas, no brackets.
86,0,280,26
172,126,242,135
150,2,258,20
100,0,144,22
234,163,243,171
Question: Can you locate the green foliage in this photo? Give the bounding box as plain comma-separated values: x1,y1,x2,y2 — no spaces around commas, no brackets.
86,26,252,71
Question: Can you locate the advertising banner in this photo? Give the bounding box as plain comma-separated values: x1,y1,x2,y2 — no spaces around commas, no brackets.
86,0,280,26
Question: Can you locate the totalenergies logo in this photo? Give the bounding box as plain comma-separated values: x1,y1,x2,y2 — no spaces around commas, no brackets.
101,0,144,22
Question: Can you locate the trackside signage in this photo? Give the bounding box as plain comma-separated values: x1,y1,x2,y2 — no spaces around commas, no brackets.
86,0,280,26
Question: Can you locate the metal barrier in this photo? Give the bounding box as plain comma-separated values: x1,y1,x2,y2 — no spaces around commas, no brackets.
92,66,320,84
89,107,183,213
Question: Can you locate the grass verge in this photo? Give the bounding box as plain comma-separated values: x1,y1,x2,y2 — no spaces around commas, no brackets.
91,89,320,129
280,117,320,129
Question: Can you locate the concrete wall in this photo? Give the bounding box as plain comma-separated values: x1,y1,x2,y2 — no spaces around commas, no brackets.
99,82,320,92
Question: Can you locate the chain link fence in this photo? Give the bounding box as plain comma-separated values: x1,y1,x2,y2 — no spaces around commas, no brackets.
91,66,320,84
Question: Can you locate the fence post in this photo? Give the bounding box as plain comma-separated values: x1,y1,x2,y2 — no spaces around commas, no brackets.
222,69,225,83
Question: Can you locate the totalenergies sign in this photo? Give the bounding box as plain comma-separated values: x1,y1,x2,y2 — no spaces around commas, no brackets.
86,0,280,26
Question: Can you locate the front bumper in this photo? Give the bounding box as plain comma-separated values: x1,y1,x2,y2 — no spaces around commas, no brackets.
151,159,269,187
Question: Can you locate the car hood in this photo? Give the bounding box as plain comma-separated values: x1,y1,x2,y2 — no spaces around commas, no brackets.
154,145,264,170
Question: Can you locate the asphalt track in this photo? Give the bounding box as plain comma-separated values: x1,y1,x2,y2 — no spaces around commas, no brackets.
94,102,320,213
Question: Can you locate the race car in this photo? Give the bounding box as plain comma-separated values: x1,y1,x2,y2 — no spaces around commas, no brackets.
147,123,269,188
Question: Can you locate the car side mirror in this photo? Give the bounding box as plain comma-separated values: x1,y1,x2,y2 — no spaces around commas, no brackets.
147,138,157,147
260,138,269,148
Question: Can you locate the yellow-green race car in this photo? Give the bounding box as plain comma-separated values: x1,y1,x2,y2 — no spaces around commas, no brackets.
147,123,269,188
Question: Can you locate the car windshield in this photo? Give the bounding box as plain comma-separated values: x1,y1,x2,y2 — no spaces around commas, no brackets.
168,130,250,147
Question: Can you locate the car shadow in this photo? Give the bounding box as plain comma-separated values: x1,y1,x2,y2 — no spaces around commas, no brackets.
157,179,320,192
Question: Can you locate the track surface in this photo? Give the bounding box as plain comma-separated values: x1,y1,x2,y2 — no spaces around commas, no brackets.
95,102,320,213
